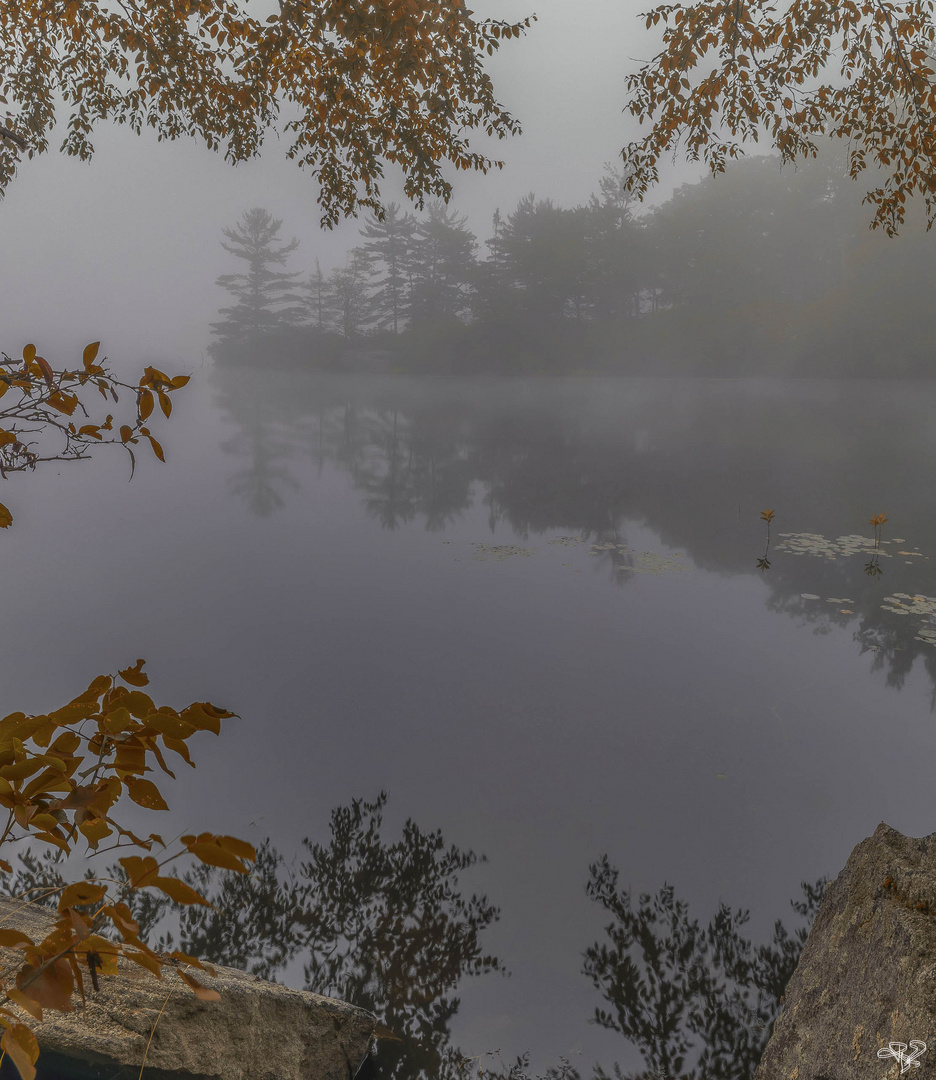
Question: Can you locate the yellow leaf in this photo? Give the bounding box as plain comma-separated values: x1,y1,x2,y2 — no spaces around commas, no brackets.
0,503,12,528
170,375,191,389
125,950,162,978
78,817,112,846
125,777,169,811
58,881,107,911
22,345,36,364
118,855,160,888
158,391,172,418
119,425,133,444
139,389,154,422
153,876,211,905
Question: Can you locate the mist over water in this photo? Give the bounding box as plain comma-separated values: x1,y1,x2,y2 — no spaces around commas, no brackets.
5,1,936,1072
2,364,935,1077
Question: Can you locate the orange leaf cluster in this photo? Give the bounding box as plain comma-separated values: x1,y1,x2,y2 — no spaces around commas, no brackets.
0,661,253,1079
0,0,534,227
0,342,190,526
622,0,936,233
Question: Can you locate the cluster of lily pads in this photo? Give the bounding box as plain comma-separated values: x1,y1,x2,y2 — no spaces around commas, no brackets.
471,543,536,562
880,593,936,647
589,542,690,575
776,532,896,558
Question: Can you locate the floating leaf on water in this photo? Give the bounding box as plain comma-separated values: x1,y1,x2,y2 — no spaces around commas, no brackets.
800,593,820,600
840,609,853,614
549,536,586,546
715,773,726,781
892,538,907,543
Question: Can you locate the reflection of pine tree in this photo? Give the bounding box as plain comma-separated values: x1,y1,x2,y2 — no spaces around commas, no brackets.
358,203,417,334
212,208,306,346
583,857,826,1080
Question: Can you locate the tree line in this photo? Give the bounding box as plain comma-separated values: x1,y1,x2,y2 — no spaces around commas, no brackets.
211,153,936,377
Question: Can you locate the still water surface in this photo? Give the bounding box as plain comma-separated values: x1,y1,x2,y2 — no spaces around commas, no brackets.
4,371,936,1077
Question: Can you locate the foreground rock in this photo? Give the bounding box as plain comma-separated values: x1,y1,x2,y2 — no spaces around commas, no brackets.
754,822,936,1080
0,896,376,1080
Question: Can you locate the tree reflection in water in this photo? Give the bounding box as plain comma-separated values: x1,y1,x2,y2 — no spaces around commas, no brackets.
213,371,936,701
581,860,826,1080
9,794,503,1080
9,808,824,1080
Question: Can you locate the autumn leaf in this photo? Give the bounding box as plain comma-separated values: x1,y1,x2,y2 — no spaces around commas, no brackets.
125,777,169,811
118,659,149,687
0,503,12,528
58,881,107,911
1,1022,39,1080
16,958,74,1013
176,969,221,1001
82,342,100,370
152,876,211,905
138,389,154,422
47,391,78,416
34,356,54,390
0,929,34,949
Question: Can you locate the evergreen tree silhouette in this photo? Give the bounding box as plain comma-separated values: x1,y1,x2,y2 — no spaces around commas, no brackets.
212,208,306,348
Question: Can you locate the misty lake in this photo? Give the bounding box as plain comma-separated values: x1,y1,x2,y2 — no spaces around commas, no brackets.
4,368,936,1078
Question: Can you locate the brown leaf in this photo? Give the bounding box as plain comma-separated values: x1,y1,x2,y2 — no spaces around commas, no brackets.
0,929,34,949
1,1021,39,1080
82,342,100,371
16,958,74,1013
117,660,149,687
176,969,221,1001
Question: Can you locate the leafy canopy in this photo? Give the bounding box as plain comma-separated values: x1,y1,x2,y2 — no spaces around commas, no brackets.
622,0,936,233
0,0,534,227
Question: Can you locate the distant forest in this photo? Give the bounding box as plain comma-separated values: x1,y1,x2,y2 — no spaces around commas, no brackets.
211,154,936,377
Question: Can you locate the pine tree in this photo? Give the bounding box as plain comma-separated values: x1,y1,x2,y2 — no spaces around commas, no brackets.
357,203,417,334
212,208,306,346
406,202,477,327
324,249,375,339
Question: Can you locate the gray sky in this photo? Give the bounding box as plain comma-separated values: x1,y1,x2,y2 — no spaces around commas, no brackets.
3,0,699,362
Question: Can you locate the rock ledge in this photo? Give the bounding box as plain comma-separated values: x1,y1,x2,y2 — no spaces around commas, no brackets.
0,896,375,1080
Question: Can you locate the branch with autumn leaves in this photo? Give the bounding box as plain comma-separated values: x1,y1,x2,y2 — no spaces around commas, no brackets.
0,660,255,1080
0,342,190,527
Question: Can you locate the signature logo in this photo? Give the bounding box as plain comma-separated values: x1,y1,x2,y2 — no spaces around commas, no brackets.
878,1041,927,1074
